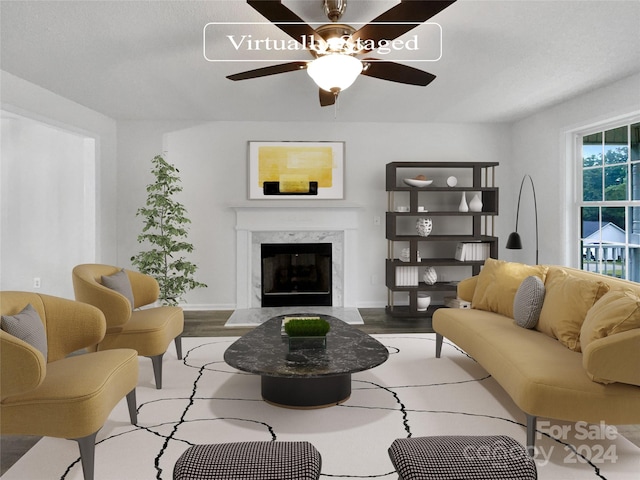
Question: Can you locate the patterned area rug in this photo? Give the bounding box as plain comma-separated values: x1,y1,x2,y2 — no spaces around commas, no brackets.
4,334,638,479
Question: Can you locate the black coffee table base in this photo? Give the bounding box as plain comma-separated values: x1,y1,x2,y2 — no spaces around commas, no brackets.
261,374,351,409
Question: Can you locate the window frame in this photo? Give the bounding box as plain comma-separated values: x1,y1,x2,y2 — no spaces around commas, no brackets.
575,118,640,281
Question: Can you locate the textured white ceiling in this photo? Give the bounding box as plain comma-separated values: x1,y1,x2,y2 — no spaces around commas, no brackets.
1,0,639,123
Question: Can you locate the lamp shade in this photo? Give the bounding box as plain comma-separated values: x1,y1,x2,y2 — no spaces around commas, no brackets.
307,54,363,93
506,232,523,250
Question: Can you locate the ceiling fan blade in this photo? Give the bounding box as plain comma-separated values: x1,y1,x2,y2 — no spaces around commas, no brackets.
352,1,457,44
247,0,326,50
227,61,308,81
361,59,436,86
319,89,336,107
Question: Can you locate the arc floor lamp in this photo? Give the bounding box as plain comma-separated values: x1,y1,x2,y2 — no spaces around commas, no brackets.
506,174,539,264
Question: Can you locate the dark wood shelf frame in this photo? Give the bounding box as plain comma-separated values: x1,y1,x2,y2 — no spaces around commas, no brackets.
385,162,499,316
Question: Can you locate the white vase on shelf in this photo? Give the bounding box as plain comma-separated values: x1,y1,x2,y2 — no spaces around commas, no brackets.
458,192,469,212
469,194,483,212
423,266,437,285
416,218,433,237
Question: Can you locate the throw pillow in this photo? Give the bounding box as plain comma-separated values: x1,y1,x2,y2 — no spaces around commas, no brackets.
580,288,640,350
1,303,48,359
513,276,545,329
536,268,610,352
471,258,548,319
456,276,478,303
102,268,135,309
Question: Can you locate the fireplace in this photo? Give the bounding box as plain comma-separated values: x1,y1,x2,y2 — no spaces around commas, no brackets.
261,243,332,307
234,206,359,308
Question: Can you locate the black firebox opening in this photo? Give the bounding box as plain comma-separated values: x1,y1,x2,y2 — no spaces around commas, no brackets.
261,243,332,307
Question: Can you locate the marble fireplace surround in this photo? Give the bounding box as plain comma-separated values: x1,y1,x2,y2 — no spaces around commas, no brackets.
234,206,360,309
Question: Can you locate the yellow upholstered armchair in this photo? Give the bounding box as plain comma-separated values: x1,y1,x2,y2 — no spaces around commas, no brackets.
72,264,184,389
1,291,139,480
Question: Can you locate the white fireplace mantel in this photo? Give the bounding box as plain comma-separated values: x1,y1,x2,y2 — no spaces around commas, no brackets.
234,206,361,309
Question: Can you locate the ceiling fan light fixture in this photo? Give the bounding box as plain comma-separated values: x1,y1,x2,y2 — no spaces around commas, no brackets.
323,0,347,22
307,54,363,93
326,35,347,52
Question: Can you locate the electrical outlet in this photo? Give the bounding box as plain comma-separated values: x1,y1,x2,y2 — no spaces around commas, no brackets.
33,277,41,289
370,275,379,285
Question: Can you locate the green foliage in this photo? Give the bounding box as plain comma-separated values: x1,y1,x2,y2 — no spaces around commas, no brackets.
131,155,206,305
582,147,628,229
284,318,331,337
583,148,628,201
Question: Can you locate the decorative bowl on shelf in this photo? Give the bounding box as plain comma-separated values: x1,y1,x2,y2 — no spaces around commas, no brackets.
403,178,434,187
417,293,431,311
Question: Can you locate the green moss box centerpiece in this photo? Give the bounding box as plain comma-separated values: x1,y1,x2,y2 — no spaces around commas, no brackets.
282,317,330,350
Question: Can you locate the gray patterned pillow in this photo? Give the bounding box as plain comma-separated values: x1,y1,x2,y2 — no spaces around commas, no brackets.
513,276,546,328
1,303,48,359
102,269,135,309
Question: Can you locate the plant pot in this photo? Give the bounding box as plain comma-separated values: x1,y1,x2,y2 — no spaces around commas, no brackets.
417,294,431,312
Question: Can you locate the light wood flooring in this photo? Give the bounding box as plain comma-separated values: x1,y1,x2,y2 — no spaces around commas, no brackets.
1,309,638,475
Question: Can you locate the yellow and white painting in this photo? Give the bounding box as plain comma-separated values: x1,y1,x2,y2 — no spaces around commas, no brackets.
249,141,344,199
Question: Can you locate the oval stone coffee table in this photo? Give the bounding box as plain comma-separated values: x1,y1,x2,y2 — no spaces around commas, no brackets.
224,314,389,408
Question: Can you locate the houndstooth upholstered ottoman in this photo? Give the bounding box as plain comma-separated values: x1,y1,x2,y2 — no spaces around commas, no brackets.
388,436,537,480
173,441,322,480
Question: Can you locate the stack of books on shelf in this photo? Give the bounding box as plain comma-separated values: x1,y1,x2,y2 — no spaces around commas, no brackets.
444,297,471,309
395,266,419,286
455,242,491,261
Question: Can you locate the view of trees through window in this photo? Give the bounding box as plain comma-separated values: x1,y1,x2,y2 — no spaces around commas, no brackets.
580,122,640,281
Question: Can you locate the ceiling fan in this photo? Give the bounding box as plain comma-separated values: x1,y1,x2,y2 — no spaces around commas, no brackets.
226,0,457,106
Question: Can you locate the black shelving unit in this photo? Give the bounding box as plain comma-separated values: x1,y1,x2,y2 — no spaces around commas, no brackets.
385,162,499,317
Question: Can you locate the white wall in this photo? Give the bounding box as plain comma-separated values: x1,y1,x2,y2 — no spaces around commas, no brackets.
116,120,511,309
507,72,640,267
0,70,117,298
4,69,636,306
1,114,94,297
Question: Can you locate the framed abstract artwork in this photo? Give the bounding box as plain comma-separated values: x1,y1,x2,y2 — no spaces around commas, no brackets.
248,141,345,199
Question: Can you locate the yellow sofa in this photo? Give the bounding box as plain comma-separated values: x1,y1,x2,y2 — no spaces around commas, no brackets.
1,292,139,480
433,261,640,453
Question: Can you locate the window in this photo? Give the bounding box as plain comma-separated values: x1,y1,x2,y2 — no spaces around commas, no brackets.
579,122,640,281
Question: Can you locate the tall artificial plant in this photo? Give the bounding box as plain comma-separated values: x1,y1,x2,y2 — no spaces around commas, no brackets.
131,154,206,306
